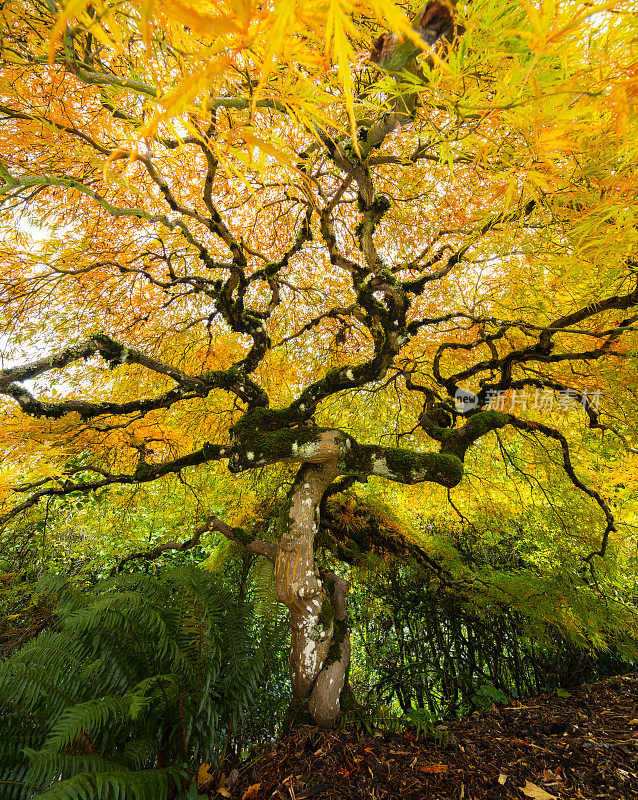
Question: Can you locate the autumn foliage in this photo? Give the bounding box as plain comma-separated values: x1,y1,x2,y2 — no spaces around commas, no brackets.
0,0,637,726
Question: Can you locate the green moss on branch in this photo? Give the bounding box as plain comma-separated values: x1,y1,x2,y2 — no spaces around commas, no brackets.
345,444,463,488
318,597,334,630
442,410,510,460
325,619,348,667
229,426,324,472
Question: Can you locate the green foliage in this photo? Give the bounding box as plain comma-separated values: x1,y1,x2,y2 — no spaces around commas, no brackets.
470,682,510,710
399,706,437,739
0,571,54,661
0,566,288,800
348,535,638,720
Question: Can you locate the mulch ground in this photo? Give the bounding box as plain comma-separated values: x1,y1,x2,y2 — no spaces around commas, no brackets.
224,673,638,800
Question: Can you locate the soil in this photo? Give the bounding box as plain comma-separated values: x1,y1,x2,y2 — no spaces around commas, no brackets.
224,673,638,800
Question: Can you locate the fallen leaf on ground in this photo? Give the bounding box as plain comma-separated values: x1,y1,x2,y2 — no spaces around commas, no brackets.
418,764,448,773
242,784,261,800
498,773,507,785
520,780,557,799
196,763,213,789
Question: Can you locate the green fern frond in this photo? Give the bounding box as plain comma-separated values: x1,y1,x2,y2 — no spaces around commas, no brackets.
252,558,277,617
40,694,150,754
34,765,188,800
1,565,288,800
24,750,132,786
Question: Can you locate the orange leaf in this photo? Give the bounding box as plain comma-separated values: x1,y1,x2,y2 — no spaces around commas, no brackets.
196,763,213,787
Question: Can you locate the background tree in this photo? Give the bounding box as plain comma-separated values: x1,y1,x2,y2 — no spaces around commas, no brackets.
0,0,637,726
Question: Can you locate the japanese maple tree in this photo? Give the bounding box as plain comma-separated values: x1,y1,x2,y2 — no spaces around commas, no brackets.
1,0,637,724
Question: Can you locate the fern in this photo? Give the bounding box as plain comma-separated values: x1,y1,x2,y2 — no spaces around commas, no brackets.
0,566,288,800
34,766,189,800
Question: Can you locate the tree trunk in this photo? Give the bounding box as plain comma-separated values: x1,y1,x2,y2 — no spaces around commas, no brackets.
274,460,351,726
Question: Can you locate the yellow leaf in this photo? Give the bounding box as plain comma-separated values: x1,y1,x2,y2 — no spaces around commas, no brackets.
526,170,553,193
48,0,91,61
536,130,574,154
520,781,557,800
161,0,247,37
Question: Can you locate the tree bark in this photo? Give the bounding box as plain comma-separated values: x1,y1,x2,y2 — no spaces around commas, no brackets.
274,459,351,726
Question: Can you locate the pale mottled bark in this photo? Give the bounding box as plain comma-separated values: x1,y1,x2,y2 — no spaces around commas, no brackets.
308,571,350,726
273,452,351,725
